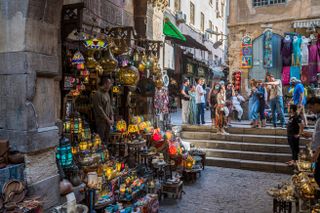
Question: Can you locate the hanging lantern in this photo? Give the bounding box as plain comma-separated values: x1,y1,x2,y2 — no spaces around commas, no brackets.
71,146,79,155
152,129,162,141
72,51,85,65
155,77,164,89
99,48,118,73
56,137,73,168
138,62,146,72
95,65,104,76
84,37,107,50
64,118,71,133
116,120,127,133
87,139,93,149
86,50,99,69
118,65,140,86
128,124,139,134
133,50,140,64
168,143,177,156
105,167,113,180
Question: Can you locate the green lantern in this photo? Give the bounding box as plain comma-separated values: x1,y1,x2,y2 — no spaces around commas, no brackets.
56,137,73,168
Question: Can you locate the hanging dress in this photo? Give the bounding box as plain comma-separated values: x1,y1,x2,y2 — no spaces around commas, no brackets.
301,37,310,66
282,66,290,85
308,43,320,82
281,37,292,66
292,36,302,66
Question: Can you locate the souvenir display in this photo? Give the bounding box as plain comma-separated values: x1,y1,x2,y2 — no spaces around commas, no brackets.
240,34,253,68
263,29,273,68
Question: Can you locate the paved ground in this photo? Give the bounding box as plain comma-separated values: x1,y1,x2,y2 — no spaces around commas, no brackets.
160,166,290,213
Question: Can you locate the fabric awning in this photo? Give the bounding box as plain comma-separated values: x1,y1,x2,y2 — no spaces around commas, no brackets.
163,19,186,41
293,18,320,28
166,34,209,51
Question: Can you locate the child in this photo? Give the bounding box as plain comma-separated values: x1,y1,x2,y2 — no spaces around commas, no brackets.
286,104,304,166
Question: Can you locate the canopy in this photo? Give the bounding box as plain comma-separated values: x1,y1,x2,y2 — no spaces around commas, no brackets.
166,34,209,51
163,19,186,41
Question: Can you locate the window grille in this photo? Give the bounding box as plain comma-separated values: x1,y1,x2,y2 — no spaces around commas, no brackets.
253,0,286,7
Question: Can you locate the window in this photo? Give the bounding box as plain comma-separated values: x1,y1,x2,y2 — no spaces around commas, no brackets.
200,12,205,32
215,26,218,41
175,0,181,11
209,20,213,38
216,0,219,18
253,0,286,7
190,2,195,25
221,2,224,17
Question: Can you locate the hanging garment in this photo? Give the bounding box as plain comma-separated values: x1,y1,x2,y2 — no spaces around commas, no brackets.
290,66,301,80
301,66,309,84
301,37,310,66
292,36,302,66
154,88,169,113
281,36,292,66
263,29,273,68
282,66,290,85
309,44,320,81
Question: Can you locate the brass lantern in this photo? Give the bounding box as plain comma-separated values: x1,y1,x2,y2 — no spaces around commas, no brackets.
86,50,99,69
118,65,140,86
99,48,118,73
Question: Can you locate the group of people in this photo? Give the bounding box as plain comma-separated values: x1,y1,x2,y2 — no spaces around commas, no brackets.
181,78,246,134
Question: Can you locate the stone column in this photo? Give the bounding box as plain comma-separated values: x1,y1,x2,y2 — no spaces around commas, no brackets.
0,0,63,209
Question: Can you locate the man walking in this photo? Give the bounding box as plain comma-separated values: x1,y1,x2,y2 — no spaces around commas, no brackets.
290,77,308,126
92,77,114,145
180,78,190,124
196,78,206,125
266,74,286,128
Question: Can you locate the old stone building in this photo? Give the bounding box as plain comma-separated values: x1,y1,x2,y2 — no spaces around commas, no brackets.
228,0,320,91
0,0,165,209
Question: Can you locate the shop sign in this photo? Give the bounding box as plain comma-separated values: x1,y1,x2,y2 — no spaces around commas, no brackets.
240,35,253,69
186,63,193,74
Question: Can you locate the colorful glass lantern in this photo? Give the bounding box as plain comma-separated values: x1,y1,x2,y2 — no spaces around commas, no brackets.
71,146,79,155
116,162,122,172
56,137,73,168
185,156,194,170
72,51,85,65
94,134,102,147
84,37,107,49
116,120,127,133
168,143,177,156
138,122,147,132
105,167,113,180
152,128,162,141
79,139,88,151
165,131,173,141
128,124,139,134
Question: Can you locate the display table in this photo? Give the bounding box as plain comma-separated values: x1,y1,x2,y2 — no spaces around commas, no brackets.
182,168,202,183
161,181,183,199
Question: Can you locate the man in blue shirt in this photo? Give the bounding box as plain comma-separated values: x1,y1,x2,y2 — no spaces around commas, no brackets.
291,77,307,126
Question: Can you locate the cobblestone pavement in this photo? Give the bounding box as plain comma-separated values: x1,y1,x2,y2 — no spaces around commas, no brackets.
159,166,290,213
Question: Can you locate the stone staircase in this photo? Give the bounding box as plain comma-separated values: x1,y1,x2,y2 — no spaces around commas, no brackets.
180,124,313,174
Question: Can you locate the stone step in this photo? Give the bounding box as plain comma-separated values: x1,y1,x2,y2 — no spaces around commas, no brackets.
185,139,306,154
181,125,314,137
181,131,311,145
202,148,291,163
206,157,293,174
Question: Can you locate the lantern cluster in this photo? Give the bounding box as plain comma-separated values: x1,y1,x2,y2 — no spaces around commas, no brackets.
232,71,241,91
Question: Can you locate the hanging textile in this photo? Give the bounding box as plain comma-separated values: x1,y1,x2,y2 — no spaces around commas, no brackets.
240,35,253,68
301,37,310,66
263,29,273,68
308,44,320,82
154,88,169,114
301,66,309,84
290,66,301,80
292,36,302,66
282,66,290,85
281,35,292,66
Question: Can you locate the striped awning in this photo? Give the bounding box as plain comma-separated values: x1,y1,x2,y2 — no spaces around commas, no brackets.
293,19,320,28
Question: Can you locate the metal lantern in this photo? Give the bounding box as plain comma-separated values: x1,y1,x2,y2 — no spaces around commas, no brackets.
128,124,139,134
64,118,71,133
116,162,122,172
118,65,140,86
56,137,73,168
94,134,102,147
99,48,118,73
116,120,127,133
71,145,79,155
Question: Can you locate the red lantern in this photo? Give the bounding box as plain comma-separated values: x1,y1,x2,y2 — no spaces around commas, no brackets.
168,144,177,156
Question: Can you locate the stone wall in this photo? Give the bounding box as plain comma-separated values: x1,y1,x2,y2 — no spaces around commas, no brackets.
0,0,62,209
